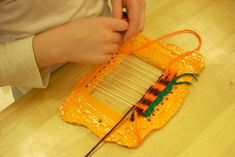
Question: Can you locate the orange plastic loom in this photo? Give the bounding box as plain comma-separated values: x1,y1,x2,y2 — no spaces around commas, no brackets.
59,30,205,148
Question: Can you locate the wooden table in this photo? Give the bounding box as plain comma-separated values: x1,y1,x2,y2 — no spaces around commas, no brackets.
1,0,235,156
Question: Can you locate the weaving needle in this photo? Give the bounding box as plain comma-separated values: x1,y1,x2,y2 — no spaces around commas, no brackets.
84,105,136,157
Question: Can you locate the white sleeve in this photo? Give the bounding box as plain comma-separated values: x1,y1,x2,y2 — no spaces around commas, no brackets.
0,36,50,88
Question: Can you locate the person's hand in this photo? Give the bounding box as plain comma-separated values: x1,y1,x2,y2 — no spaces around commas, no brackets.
33,17,128,69
112,0,146,42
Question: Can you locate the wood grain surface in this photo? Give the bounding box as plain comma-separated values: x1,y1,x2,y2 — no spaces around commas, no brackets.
0,0,235,156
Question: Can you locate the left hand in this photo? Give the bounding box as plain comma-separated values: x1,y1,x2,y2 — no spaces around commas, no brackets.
111,0,146,42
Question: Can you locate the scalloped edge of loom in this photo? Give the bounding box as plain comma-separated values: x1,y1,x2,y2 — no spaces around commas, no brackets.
59,35,205,148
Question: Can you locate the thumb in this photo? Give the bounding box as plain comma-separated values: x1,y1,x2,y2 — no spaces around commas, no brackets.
112,0,123,19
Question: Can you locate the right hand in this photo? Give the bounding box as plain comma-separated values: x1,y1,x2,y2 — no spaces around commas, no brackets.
33,17,128,69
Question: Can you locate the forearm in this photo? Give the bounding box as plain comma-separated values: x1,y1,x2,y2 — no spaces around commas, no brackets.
33,25,68,70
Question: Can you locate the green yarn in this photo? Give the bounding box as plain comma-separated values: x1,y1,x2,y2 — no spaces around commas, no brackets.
175,81,192,85
143,73,199,117
175,73,199,80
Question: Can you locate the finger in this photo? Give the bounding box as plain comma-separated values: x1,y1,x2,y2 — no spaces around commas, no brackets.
105,53,113,61
78,52,112,64
110,32,122,43
109,18,128,32
139,0,146,32
101,17,128,32
104,43,119,53
111,0,123,19
124,0,146,42
93,53,113,64
124,1,141,41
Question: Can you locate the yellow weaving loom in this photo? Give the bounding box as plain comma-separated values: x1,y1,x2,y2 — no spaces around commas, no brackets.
59,30,205,151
